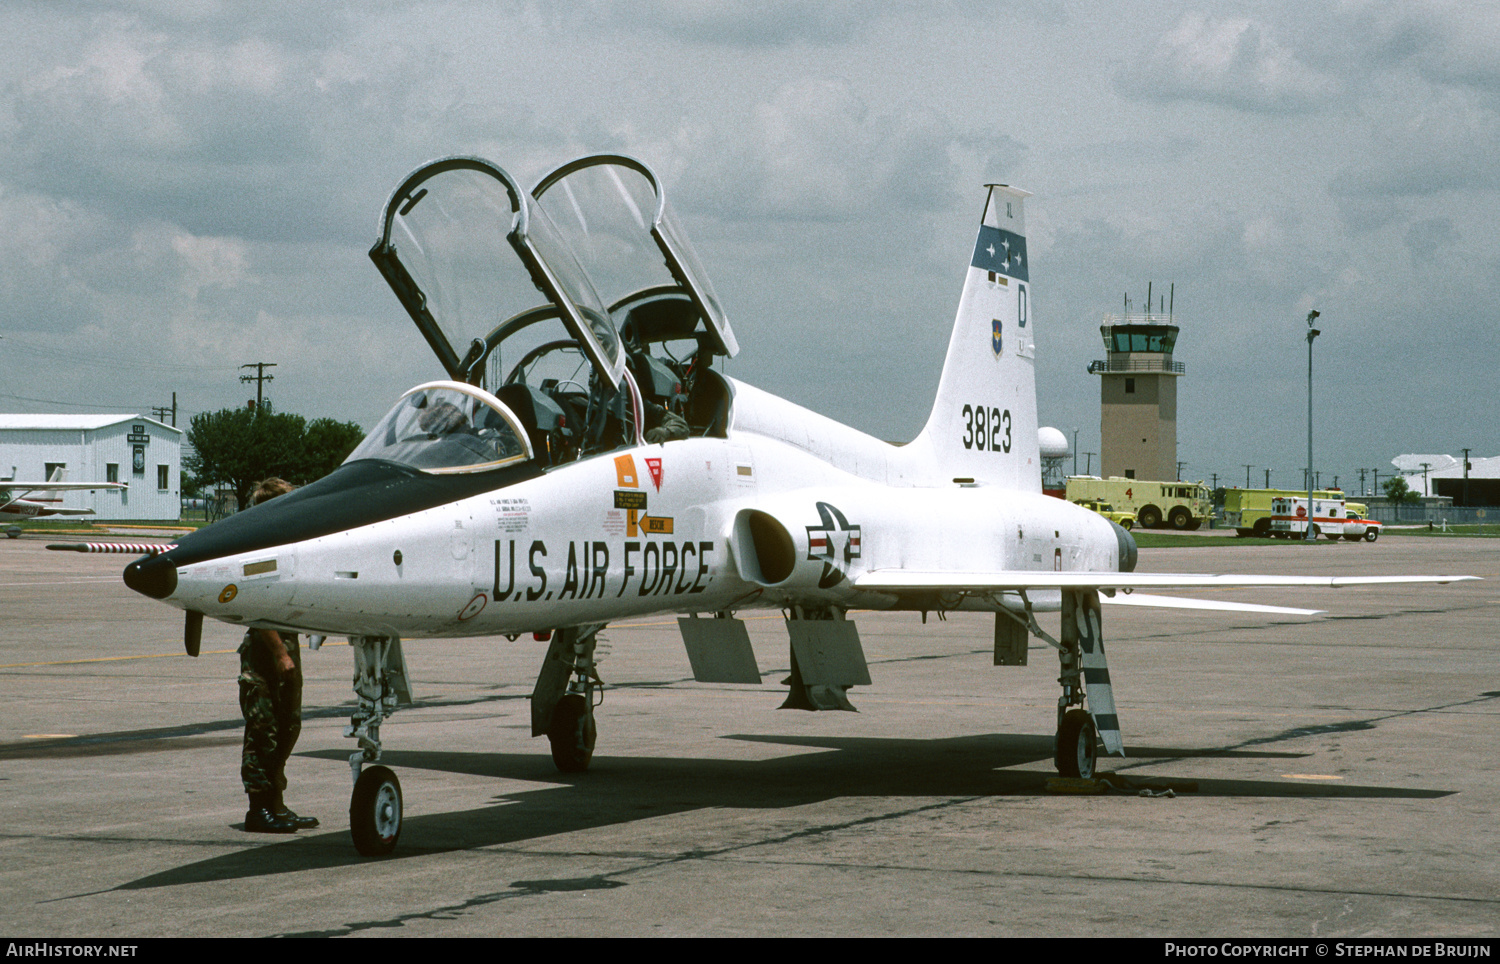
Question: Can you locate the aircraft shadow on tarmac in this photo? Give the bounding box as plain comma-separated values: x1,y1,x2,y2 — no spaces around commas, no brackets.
113,729,1452,892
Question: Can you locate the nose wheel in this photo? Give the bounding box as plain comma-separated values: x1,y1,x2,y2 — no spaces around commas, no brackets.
350,765,403,857
547,693,597,772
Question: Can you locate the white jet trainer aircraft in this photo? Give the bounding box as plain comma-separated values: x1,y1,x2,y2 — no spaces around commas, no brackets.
121,155,1474,856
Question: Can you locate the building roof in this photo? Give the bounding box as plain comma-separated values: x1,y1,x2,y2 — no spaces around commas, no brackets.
0,414,182,435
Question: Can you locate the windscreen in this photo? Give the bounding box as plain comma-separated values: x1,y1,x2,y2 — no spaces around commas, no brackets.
346,382,533,474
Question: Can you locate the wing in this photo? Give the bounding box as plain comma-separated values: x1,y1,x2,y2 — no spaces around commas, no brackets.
854,570,1478,591
9,482,128,493
853,570,1477,616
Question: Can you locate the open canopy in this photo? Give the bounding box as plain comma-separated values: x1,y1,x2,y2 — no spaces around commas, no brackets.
370,156,626,390
369,154,738,399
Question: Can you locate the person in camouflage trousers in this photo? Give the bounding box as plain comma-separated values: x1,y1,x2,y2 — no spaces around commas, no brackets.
238,478,319,834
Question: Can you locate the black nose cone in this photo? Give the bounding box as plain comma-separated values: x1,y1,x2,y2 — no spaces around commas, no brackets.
124,554,177,599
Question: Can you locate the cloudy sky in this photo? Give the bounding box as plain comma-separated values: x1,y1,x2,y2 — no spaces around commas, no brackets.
3,1,1496,494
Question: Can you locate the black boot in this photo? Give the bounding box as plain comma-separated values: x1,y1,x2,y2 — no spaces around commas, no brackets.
245,793,297,833
276,806,320,830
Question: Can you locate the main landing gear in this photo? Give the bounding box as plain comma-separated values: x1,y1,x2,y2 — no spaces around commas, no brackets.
532,623,605,773
1002,588,1122,779
345,635,412,857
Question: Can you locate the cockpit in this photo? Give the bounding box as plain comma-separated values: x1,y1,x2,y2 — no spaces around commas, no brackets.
363,153,739,473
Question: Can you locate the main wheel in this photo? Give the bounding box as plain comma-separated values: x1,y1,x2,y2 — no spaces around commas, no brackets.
548,693,597,773
1252,518,1271,538
1168,507,1192,529
1138,506,1162,529
1365,528,1379,542
350,765,402,857
1055,709,1098,779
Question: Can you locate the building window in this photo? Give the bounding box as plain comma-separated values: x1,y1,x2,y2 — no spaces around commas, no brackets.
44,462,66,481
1125,469,1136,479
1124,377,1136,394
106,463,119,484
157,465,169,491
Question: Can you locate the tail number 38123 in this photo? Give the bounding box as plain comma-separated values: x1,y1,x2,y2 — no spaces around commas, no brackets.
961,405,1011,452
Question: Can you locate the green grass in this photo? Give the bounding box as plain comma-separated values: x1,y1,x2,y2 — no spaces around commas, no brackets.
1381,524,1500,538
1132,532,1336,548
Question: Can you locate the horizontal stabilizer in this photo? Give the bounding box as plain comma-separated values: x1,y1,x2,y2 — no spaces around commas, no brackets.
1100,593,1324,616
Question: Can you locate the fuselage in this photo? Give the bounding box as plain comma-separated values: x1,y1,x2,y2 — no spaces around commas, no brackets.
125,379,1124,640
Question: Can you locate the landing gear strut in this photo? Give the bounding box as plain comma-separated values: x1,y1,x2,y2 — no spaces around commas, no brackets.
532,624,605,772
1006,589,1122,779
1054,588,1121,778
345,635,412,856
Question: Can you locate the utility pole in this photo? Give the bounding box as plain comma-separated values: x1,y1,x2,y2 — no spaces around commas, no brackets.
240,362,277,411
1072,428,1079,476
1462,447,1472,506
150,394,178,427
1244,464,1254,488
1359,468,1367,496
1305,309,1321,541
1264,469,1271,488
1083,452,1096,475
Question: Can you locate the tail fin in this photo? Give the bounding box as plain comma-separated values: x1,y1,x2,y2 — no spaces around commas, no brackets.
38,466,66,503
910,185,1040,491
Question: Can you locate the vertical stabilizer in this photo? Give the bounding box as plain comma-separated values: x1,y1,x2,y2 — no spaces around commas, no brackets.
911,186,1040,490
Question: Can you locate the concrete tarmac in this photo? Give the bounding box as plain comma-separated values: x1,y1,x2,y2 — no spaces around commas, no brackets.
1,534,1496,938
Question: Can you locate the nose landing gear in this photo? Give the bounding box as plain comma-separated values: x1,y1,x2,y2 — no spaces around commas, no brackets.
345,635,412,856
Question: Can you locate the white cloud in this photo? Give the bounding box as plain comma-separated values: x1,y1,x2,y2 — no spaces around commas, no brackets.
1116,12,1339,113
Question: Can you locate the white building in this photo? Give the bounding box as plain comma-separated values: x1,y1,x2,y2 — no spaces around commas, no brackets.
0,414,183,520
1392,453,1500,504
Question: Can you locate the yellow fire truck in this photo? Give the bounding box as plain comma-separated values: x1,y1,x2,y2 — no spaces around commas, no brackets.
1064,476,1211,530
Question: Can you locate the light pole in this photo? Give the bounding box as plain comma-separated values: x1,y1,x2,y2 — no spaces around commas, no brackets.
1304,310,1321,541
1072,428,1079,476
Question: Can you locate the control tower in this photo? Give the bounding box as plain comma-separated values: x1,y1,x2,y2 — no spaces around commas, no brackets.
1087,291,1183,481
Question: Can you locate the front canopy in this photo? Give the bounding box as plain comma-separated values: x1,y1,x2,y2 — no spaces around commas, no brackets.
345,381,533,474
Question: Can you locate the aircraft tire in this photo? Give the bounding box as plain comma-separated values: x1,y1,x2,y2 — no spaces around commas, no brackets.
548,693,596,773
1365,528,1379,542
1055,709,1098,780
350,765,402,857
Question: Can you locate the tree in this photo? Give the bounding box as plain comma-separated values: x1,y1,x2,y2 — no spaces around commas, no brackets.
1382,475,1421,505
301,417,368,482
186,405,309,511
186,405,366,511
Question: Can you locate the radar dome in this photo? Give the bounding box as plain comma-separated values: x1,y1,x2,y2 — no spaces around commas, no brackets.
1038,427,1069,459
